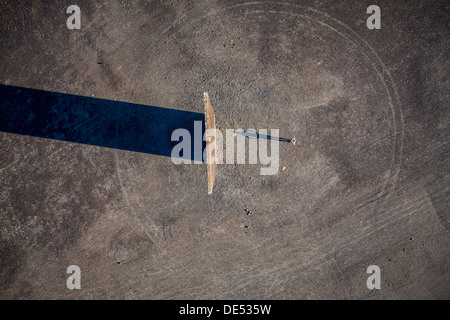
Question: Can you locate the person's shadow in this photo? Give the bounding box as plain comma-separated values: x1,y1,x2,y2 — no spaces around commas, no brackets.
0,84,205,161
233,129,291,142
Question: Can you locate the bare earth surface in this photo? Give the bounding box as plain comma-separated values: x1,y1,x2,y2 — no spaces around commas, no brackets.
0,0,449,299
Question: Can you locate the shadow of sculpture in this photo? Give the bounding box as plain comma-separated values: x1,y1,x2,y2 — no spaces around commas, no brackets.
0,84,205,161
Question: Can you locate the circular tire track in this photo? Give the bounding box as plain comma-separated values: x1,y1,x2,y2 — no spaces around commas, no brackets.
116,1,404,241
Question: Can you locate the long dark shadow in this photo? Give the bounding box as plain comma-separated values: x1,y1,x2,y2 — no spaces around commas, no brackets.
0,84,205,161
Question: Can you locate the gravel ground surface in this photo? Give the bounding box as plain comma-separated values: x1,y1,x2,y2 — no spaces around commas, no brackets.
0,0,448,299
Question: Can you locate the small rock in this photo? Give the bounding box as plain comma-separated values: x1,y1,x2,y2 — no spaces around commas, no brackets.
282,166,286,171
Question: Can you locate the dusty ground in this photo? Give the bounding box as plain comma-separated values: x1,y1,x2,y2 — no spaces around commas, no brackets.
0,0,449,299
